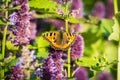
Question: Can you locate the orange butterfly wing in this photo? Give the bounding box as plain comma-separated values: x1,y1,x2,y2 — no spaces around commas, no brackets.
43,31,76,51
43,32,61,50
61,32,76,50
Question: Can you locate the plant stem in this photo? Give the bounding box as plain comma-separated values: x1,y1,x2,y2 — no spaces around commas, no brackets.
65,19,68,32
118,38,120,80
1,0,9,79
65,1,71,78
113,0,118,14
113,0,119,80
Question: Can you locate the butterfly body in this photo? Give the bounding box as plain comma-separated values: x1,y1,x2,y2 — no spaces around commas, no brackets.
43,31,76,51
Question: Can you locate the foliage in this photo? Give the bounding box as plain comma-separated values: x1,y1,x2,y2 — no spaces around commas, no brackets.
0,0,119,80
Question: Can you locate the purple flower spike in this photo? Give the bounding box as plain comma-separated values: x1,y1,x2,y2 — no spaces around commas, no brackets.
71,35,84,61
9,66,22,80
74,67,88,80
92,1,105,19
9,0,32,46
36,48,66,80
106,0,114,19
71,0,84,18
96,71,114,80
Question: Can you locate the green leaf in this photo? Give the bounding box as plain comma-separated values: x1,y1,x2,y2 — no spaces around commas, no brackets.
88,70,94,78
76,57,97,67
100,19,114,34
29,0,58,13
35,36,50,58
109,13,120,41
0,18,6,25
5,58,18,67
6,41,19,50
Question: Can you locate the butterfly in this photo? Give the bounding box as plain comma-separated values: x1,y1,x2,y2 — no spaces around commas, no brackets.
43,30,76,51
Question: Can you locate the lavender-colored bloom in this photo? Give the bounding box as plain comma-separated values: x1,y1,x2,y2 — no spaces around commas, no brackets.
70,24,82,33
17,46,34,69
29,21,37,40
70,0,84,33
74,67,88,80
71,0,84,18
9,66,22,80
14,0,28,6
96,71,114,80
9,0,31,46
38,57,57,80
15,46,36,79
70,35,84,61
36,48,66,80
92,1,106,19
106,0,114,19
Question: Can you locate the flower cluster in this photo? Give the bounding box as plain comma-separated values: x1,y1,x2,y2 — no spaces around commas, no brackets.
9,0,31,46
71,35,84,61
10,46,36,79
92,0,114,19
96,71,114,80
74,67,88,80
9,66,22,80
106,0,114,19
70,0,84,18
70,0,84,33
16,46,36,68
92,1,105,19
36,48,66,80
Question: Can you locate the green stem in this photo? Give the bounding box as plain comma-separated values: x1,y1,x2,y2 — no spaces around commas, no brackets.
1,0,9,79
113,0,118,14
66,16,71,78
118,35,120,80
65,19,68,32
113,0,119,80
65,1,71,78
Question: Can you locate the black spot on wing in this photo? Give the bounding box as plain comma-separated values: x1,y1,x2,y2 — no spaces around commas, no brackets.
53,32,56,36
50,32,52,36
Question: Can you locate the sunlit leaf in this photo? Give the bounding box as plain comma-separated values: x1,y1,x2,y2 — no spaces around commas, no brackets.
6,41,19,50
0,19,6,25
76,57,97,67
100,19,114,34
5,58,18,67
29,0,59,13
35,36,50,58
109,13,120,41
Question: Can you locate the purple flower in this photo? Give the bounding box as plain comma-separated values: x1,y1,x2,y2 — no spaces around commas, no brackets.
70,35,84,61
37,57,57,80
70,24,82,33
17,46,35,68
70,0,84,33
74,67,88,80
9,0,31,46
9,66,22,80
53,19,65,30
71,0,84,18
92,1,106,19
96,71,114,80
36,48,66,80
106,0,114,19
29,21,37,40
14,0,28,6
